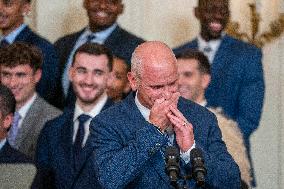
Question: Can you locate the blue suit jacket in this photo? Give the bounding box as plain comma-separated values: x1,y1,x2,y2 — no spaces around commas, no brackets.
35,99,114,189
89,92,240,189
54,25,145,108
14,26,60,107
0,141,32,163
174,35,265,141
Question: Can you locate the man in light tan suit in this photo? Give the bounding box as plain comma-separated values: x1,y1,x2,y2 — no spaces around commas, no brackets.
0,42,61,159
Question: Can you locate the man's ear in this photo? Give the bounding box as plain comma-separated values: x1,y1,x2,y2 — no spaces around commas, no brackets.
127,72,138,91
202,74,211,89
34,69,42,83
194,7,200,20
117,2,124,15
68,66,74,82
3,113,13,131
83,0,87,9
21,1,31,16
123,81,131,94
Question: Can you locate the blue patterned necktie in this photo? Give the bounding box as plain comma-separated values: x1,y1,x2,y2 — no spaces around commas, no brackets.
8,112,21,147
73,114,91,170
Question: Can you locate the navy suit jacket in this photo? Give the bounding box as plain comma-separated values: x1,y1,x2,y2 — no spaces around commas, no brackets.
90,92,240,189
0,141,32,163
35,99,114,189
174,35,265,141
14,26,60,107
54,25,145,108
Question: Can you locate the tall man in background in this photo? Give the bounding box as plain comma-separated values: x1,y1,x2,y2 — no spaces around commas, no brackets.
174,0,265,186
0,0,60,106
0,43,61,159
36,43,114,189
176,50,252,188
55,0,144,108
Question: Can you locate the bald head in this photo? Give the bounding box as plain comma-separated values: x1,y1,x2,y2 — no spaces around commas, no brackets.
131,41,177,79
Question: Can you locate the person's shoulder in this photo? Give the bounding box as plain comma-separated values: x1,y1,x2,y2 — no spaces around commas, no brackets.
115,25,145,43
179,97,216,119
225,35,261,52
1,143,33,163
35,96,62,116
173,38,198,55
54,29,85,46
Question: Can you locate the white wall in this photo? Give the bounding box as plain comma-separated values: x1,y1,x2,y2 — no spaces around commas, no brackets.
31,1,284,188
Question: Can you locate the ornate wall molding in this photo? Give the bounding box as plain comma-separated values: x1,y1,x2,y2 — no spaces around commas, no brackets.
226,3,284,48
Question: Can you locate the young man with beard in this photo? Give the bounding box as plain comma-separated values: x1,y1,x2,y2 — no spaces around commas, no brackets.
174,0,265,186
35,43,114,189
55,0,144,108
0,0,60,107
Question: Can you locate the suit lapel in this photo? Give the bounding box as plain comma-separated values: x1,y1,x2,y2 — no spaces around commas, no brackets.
211,35,234,79
123,93,170,183
14,26,31,42
15,97,41,148
60,109,76,174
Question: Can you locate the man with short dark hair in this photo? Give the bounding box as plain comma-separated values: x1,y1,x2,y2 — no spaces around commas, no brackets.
0,42,61,159
90,41,240,189
107,56,131,102
174,0,265,186
36,43,114,189
0,0,60,106
55,0,144,108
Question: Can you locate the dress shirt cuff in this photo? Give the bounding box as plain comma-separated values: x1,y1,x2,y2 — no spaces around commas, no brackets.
180,141,196,164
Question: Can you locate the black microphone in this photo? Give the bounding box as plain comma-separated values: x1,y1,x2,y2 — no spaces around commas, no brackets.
165,146,180,184
190,148,207,187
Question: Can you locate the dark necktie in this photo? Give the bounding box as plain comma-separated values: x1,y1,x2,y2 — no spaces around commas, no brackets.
86,34,96,42
73,114,91,170
0,39,9,48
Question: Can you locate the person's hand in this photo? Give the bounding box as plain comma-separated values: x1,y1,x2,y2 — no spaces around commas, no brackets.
167,105,194,152
149,92,180,132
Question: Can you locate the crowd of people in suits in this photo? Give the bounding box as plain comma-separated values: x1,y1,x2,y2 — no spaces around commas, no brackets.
0,0,264,188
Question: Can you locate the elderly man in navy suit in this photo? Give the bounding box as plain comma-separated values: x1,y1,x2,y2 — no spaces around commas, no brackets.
90,41,240,189
0,0,60,106
174,0,265,186
55,0,144,108
36,43,114,189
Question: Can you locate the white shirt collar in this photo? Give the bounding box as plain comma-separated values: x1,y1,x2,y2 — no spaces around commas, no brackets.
17,93,37,120
198,100,207,107
0,138,7,151
73,92,108,121
134,91,150,121
0,24,27,43
197,34,222,53
80,23,117,45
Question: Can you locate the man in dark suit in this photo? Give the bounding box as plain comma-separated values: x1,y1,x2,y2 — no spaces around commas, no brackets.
90,41,240,189
36,43,114,189
174,0,265,186
54,0,144,108
0,43,61,159
0,0,60,106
